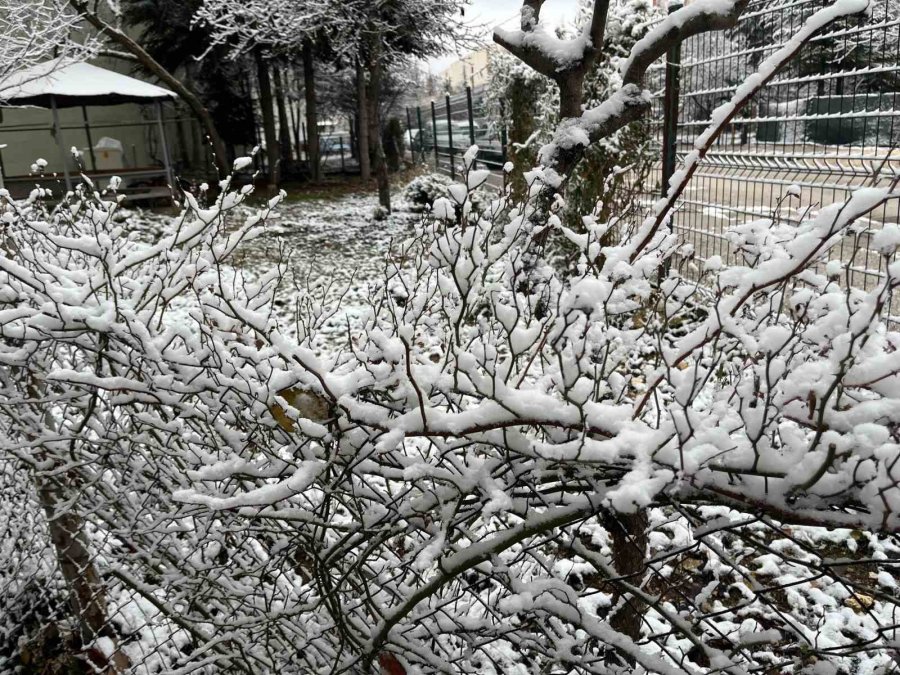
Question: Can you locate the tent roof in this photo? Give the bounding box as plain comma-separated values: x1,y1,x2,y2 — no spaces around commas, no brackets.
0,60,177,108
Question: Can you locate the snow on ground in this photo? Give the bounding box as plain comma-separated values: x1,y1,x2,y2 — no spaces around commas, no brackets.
232,192,418,348
122,190,420,354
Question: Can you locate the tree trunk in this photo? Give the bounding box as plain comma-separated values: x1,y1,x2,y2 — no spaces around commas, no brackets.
302,40,321,182
356,59,371,182
603,510,648,665
255,52,280,191
70,0,228,177
364,46,391,212
37,479,110,643
273,67,293,165
558,73,585,120
288,70,303,170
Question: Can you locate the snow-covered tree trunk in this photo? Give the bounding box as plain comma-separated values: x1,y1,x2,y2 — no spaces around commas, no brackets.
495,0,749,195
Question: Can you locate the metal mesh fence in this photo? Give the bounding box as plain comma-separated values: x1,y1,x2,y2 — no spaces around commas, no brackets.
408,0,900,299
408,85,507,181
656,0,900,298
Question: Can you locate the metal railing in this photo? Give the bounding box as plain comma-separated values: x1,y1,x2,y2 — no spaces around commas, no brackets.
406,85,507,179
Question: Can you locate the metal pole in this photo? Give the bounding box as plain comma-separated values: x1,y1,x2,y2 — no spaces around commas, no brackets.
349,115,356,160
500,100,508,165
81,106,97,172
445,93,455,179
301,122,308,162
416,106,425,163
466,86,477,170
430,101,439,168
661,1,683,204
466,86,476,147
50,96,73,192
156,101,174,190
405,107,414,163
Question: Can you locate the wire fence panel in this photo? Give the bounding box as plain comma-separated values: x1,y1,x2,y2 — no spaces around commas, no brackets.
661,0,900,300
408,85,507,184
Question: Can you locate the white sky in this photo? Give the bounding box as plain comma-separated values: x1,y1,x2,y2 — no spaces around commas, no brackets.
427,0,581,73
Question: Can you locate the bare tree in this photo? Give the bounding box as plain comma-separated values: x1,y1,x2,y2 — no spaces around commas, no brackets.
494,0,749,189
0,0,99,94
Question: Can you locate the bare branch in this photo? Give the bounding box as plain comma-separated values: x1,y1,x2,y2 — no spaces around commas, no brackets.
621,0,750,85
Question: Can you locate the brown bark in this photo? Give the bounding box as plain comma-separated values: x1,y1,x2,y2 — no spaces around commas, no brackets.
494,0,749,185
69,0,229,177
272,67,293,164
255,52,280,191
302,40,321,182
37,480,110,643
356,60,371,182
603,510,648,660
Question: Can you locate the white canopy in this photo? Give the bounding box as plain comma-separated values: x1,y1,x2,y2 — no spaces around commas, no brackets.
0,60,176,108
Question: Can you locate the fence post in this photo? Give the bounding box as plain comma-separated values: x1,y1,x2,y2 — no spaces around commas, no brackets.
466,86,477,169
349,115,357,160
500,100,508,165
301,122,308,163
416,106,425,163
445,93,455,179
81,106,97,172
430,101,439,168
661,1,683,205
466,86,476,148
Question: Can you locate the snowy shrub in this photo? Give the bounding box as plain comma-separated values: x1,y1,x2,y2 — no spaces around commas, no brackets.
401,172,456,211
2,0,898,674
403,171,490,216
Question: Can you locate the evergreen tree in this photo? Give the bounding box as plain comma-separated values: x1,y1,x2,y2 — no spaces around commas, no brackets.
121,0,255,157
